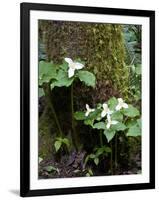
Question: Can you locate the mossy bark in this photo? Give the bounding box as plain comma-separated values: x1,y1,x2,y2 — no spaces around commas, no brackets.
39,104,55,159
43,83,64,137
38,20,129,156
39,20,129,98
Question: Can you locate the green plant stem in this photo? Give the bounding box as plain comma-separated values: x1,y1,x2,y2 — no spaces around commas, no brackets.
99,130,103,147
71,83,78,151
115,134,118,174
110,141,113,175
43,84,63,137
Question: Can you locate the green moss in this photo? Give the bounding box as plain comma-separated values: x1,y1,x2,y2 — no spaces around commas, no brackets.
38,105,56,159
39,20,129,98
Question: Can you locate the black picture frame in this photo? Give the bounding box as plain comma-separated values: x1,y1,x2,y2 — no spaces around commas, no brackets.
20,2,155,197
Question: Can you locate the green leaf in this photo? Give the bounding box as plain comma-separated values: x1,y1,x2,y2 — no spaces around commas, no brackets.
93,122,106,130
84,119,94,127
86,109,101,120
55,137,62,141
54,141,62,152
103,129,116,142
94,157,99,166
108,97,118,110
126,119,137,128
86,173,91,177
104,146,112,153
111,111,123,121
77,71,96,87
127,124,141,136
74,111,86,120
38,88,44,98
52,69,74,88
38,157,43,163
95,146,111,156
44,166,57,172
122,105,140,117
97,103,102,109
39,61,57,85
74,109,100,121
96,148,104,156
73,169,80,174
59,62,69,72
62,138,70,148
112,122,127,131
89,154,96,159
137,118,142,128
87,168,93,176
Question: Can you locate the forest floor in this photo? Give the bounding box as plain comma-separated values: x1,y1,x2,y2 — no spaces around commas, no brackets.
39,150,141,179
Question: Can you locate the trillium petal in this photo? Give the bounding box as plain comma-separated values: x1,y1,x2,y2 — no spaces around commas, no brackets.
116,104,121,111
86,104,89,110
68,68,75,78
123,103,128,109
74,62,84,69
91,109,95,112
107,114,111,121
103,103,108,110
65,57,73,65
118,98,123,104
85,111,89,117
101,110,106,118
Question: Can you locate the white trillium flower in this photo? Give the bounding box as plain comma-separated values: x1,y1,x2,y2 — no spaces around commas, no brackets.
65,58,84,78
115,98,128,111
106,115,118,129
101,103,113,118
85,104,95,117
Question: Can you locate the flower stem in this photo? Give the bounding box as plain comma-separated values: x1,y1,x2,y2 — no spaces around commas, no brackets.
43,83,63,137
71,83,78,151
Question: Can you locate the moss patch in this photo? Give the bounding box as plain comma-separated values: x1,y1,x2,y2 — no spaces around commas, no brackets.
39,20,129,98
